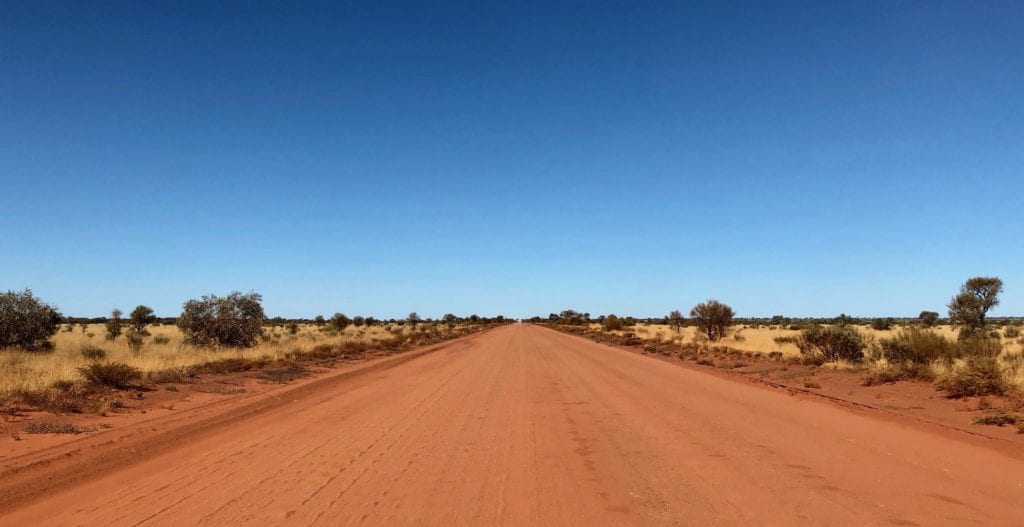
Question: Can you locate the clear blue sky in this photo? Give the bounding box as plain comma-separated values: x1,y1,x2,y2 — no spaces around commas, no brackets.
2,1,1022,319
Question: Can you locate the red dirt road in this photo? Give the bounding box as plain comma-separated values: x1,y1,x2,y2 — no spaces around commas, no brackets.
2,324,1022,526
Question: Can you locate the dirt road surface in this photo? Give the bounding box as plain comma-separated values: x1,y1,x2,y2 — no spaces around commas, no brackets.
1,324,1022,526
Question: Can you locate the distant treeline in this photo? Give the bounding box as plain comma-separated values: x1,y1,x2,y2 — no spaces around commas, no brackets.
527,312,1024,328
62,315,511,326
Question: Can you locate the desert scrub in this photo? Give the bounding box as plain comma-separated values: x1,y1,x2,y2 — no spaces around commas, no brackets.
78,362,143,389
934,339,1006,398
24,422,97,435
798,325,865,364
0,289,62,351
971,413,1022,427
80,344,107,362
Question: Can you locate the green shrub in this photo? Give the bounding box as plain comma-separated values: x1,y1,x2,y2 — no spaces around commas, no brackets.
125,327,145,354
0,289,62,350
602,314,623,331
971,413,1022,427
798,325,865,363
862,364,908,386
935,356,1005,398
329,313,351,332
870,317,895,331
152,334,171,345
879,328,959,366
78,362,142,389
24,422,96,435
177,292,265,348
80,344,107,361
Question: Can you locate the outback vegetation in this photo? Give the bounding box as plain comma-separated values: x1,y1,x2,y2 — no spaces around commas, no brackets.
0,290,507,415
541,276,1024,410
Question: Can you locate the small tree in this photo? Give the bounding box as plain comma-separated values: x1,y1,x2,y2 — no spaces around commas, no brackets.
948,276,1003,339
353,316,365,327
314,315,325,326
0,289,62,350
918,310,940,327
690,300,734,342
177,291,266,347
329,313,351,332
129,305,156,336
407,312,422,328
799,325,865,363
667,310,684,333
442,313,458,329
105,309,124,341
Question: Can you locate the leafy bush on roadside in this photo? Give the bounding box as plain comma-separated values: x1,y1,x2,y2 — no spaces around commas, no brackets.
934,337,1005,397
78,362,142,389
0,289,62,350
602,314,623,331
177,291,266,348
798,325,865,363
880,328,959,367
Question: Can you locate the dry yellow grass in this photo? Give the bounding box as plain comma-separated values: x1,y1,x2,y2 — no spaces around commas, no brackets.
0,323,449,394
624,323,1024,389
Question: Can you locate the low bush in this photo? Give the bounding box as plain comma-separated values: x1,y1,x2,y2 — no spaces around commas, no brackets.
935,356,1005,398
24,422,96,435
78,362,142,389
602,315,623,331
971,413,1022,427
1004,326,1021,339
152,334,171,345
879,328,959,367
177,292,265,348
798,325,865,363
870,317,895,331
80,344,107,361
125,327,145,354
618,332,642,346
146,366,198,384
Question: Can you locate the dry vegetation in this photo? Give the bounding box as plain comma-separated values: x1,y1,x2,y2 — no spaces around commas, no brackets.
556,322,1024,396
0,322,471,395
